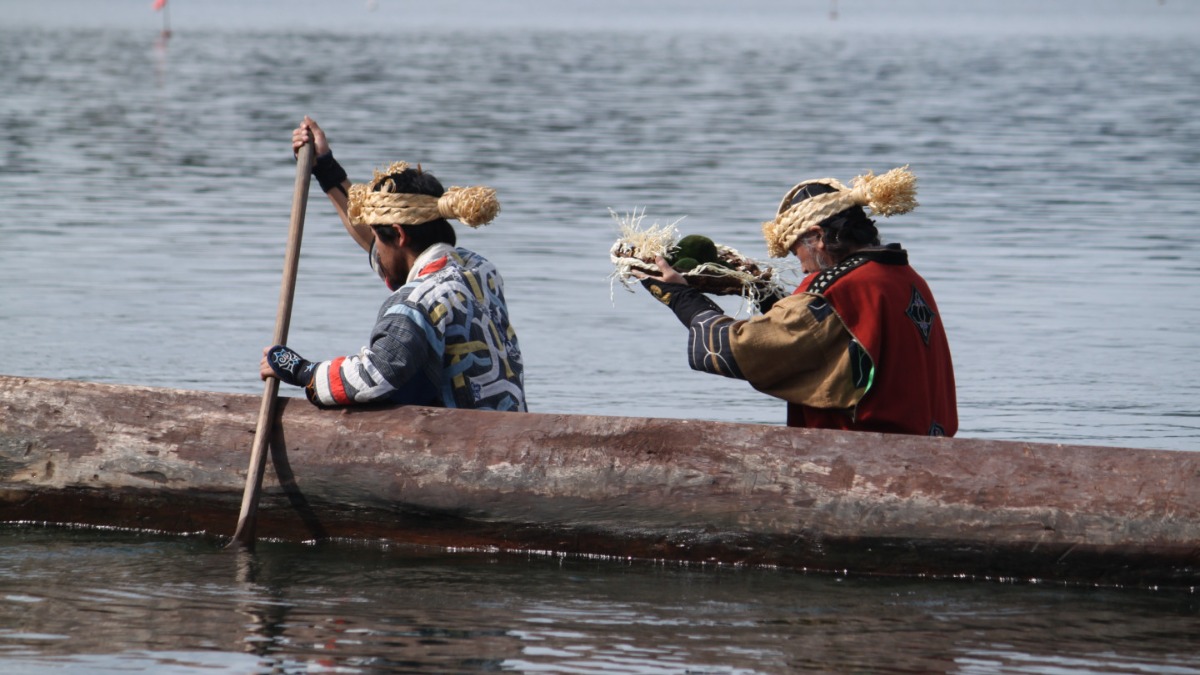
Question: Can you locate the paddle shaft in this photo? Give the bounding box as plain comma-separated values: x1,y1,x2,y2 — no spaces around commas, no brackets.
229,142,315,549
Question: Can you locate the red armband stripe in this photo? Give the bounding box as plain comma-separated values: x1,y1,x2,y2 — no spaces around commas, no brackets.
328,356,351,404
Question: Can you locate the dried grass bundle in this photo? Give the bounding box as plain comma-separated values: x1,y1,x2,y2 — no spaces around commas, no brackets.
609,209,785,307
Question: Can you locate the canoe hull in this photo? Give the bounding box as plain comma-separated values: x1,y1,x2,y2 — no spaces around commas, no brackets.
2,375,1198,587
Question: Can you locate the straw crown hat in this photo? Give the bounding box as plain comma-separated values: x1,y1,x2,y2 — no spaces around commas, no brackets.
762,166,918,257
347,161,500,228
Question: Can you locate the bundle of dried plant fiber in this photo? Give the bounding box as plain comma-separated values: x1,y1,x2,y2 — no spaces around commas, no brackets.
609,209,784,304
348,161,500,227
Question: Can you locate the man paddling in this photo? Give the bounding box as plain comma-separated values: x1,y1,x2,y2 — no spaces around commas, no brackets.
639,167,956,436
259,117,526,411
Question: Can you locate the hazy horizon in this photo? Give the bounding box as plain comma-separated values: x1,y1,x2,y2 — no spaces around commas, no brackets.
2,0,1194,36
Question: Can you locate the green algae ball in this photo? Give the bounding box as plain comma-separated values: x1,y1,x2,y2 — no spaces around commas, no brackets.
674,234,720,264
671,257,699,272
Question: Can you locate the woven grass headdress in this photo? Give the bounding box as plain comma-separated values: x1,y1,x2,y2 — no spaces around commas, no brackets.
761,165,918,258
347,162,500,228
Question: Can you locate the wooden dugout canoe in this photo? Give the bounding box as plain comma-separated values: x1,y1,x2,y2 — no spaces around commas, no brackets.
1,374,1197,588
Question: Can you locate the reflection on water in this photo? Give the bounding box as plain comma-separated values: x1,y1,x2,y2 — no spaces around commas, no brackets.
1,529,1198,674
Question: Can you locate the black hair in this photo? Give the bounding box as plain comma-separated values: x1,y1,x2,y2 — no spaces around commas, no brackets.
789,182,880,259
371,167,457,249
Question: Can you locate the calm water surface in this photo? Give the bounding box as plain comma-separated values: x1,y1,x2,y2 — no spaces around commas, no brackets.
1,0,1199,672
1,529,1199,675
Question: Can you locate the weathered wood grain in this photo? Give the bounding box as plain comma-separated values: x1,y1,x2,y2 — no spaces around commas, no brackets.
2,375,1197,587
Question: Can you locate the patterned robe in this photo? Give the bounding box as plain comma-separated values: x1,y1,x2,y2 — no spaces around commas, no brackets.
305,243,526,411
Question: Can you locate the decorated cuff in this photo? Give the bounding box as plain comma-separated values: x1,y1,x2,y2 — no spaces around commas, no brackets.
266,345,316,388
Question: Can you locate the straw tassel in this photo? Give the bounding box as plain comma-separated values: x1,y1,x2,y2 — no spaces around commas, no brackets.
347,182,369,224
438,186,500,228
762,220,786,258
851,165,918,216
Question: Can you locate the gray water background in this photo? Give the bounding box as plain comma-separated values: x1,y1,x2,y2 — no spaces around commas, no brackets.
2,0,1199,450
1,0,1199,672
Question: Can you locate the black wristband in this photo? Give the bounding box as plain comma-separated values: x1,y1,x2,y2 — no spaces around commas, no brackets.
641,279,723,327
312,151,348,194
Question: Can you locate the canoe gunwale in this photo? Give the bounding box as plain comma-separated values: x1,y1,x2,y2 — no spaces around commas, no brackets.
2,375,1198,588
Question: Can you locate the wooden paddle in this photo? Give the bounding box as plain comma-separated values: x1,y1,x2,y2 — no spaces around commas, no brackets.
228,141,315,550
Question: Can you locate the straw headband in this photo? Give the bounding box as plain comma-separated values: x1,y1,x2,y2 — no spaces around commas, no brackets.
347,161,500,228
761,165,918,258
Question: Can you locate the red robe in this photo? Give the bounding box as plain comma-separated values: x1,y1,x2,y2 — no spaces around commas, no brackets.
790,252,957,436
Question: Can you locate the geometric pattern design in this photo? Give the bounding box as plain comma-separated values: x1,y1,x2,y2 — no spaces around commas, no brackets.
905,285,936,345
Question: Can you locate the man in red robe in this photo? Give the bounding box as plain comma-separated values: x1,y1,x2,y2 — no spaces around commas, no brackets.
640,166,957,436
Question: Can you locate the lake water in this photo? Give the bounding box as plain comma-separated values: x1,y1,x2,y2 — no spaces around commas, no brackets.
1,0,1199,672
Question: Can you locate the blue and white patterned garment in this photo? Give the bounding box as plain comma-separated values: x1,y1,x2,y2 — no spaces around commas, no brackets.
305,243,526,411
